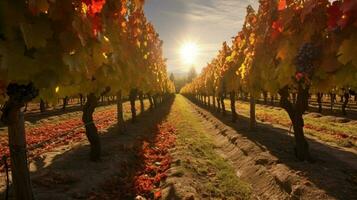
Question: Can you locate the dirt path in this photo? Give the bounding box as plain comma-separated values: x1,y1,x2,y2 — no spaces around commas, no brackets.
1,95,356,199
184,95,357,199
161,95,251,199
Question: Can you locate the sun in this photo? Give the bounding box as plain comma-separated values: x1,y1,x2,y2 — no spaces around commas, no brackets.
180,42,199,65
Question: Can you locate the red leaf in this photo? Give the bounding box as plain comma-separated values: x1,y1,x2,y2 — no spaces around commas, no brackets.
295,72,304,81
270,20,283,41
154,190,162,199
82,0,106,15
272,21,283,33
278,0,287,11
327,1,343,30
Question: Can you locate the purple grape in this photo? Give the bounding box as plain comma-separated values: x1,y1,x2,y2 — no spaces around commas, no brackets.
294,43,319,76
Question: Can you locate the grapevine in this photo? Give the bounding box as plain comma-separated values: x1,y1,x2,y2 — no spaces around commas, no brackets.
181,0,357,161
294,43,319,83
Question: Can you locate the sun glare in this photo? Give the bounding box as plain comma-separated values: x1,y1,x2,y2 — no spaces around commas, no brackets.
180,42,198,65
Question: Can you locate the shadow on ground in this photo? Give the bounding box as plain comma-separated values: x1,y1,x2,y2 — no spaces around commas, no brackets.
187,96,357,200
1,96,177,200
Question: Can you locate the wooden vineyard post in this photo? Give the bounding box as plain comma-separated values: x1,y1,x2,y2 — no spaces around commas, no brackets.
117,90,125,133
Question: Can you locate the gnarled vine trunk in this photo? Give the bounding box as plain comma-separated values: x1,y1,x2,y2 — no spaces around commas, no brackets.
317,93,323,113
82,93,101,161
153,94,158,108
1,98,34,200
342,92,349,115
329,93,335,112
81,94,86,107
250,94,256,130
220,93,226,115
40,99,46,113
24,103,28,112
230,91,237,122
279,86,310,161
62,96,68,111
212,94,216,110
148,93,154,110
216,96,221,112
79,94,84,106
138,90,145,114
129,89,138,123
116,90,125,133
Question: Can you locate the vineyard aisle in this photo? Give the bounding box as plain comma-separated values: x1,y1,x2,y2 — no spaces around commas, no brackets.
182,95,357,199
0,95,353,199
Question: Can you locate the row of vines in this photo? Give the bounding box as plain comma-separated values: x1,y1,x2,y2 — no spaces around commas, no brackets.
181,0,357,161
0,0,174,199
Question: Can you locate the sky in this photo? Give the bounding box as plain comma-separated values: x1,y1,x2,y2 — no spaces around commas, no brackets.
144,0,258,75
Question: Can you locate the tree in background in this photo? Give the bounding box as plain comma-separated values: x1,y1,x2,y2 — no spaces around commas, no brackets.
169,73,175,82
187,66,198,83
169,69,198,93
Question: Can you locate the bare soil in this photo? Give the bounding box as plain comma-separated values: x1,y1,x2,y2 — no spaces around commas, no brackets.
186,96,357,200
0,95,356,200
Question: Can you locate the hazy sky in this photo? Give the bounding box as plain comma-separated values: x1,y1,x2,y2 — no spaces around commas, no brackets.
144,0,258,74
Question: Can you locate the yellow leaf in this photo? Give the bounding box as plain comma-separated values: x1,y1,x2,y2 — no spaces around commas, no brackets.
338,33,357,67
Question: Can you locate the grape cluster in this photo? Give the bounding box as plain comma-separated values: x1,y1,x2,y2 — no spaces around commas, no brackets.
6,83,39,103
295,43,319,75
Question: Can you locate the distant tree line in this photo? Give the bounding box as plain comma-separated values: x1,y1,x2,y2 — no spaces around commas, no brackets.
170,67,197,93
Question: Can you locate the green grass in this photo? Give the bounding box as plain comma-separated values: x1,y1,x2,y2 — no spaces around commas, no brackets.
170,96,251,199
